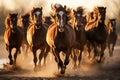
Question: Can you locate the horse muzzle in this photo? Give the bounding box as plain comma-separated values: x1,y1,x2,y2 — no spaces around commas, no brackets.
35,23,41,29
58,27,64,32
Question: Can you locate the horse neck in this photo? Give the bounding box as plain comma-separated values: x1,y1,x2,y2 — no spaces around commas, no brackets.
98,19,105,28
57,29,65,39
24,22,30,30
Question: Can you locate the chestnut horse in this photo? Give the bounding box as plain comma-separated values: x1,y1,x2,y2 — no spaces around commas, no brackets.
106,19,118,57
85,7,108,63
71,7,87,68
4,13,24,65
19,13,30,54
27,7,50,70
46,4,76,74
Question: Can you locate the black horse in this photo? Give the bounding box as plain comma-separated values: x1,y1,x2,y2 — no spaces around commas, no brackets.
85,7,108,63
46,4,76,74
4,13,24,65
106,19,118,57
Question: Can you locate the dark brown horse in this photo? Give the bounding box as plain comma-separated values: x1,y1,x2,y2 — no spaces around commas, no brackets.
46,4,76,74
71,7,87,68
85,7,108,63
27,7,50,71
4,13,24,65
106,19,118,57
43,16,53,26
19,13,30,54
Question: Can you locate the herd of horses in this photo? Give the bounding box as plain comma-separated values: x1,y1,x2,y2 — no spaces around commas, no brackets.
3,3,118,74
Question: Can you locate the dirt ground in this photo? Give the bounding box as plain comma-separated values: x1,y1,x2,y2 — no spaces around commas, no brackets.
0,36,120,80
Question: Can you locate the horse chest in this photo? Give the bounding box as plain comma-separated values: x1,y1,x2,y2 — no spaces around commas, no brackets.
32,30,46,46
54,33,68,48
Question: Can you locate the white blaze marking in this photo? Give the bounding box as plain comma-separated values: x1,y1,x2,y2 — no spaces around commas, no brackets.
112,21,115,25
58,11,64,27
36,11,41,17
77,14,80,16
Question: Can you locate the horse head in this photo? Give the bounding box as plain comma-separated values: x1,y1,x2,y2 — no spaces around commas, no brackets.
110,19,116,30
30,7,43,29
97,7,106,22
51,4,69,32
5,13,18,32
19,13,30,29
43,16,53,26
73,6,84,30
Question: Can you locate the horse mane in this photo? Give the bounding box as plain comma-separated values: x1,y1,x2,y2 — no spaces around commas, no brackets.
76,6,84,15
70,6,84,29
5,14,10,29
106,19,116,34
30,7,43,21
19,13,30,27
5,13,18,29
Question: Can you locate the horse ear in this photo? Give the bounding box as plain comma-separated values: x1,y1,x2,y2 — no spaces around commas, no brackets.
64,5,66,9
73,9,76,13
16,13,18,16
33,7,35,9
51,4,56,11
41,7,43,10
9,13,11,16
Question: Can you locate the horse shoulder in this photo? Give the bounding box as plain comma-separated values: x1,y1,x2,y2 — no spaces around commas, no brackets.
46,24,57,48
27,25,35,46
66,25,76,46
4,28,11,45
42,23,49,30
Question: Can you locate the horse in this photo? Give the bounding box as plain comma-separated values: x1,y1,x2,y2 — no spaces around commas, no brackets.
106,19,118,57
19,13,30,54
26,7,50,71
4,13,24,65
85,7,108,63
43,16,53,26
46,4,76,74
71,6,87,68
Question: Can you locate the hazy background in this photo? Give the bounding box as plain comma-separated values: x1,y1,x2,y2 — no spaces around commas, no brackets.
0,0,120,35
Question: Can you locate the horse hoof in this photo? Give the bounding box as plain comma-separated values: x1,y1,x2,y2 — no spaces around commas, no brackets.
96,58,101,63
10,60,14,65
60,66,66,74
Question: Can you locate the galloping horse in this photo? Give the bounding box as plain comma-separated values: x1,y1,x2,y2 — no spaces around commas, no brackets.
71,7,87,68
19,13,30,53
43,16,53,26
106,19,117,57
85,7,108,63
27,7,50,70
4,13,24,65
46,4,76,74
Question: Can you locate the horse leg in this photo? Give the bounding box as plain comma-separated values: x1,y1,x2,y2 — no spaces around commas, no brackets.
43,46,50,66
63,48,71,74
52,48,63,73
91,43,98,63
111,43,115,56
87,42,91,59
57,52,64,74
31,47,37,70
14,47,19,65
108,42,112,57
97,43,106,63
38,48,44,67
72,49,77,69
8,46,13,65
78,49,83,68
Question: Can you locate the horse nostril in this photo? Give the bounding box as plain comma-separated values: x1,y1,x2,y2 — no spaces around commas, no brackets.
58,27,64,32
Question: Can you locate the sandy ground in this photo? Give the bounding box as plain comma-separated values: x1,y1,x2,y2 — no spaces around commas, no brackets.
0,36,120,80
